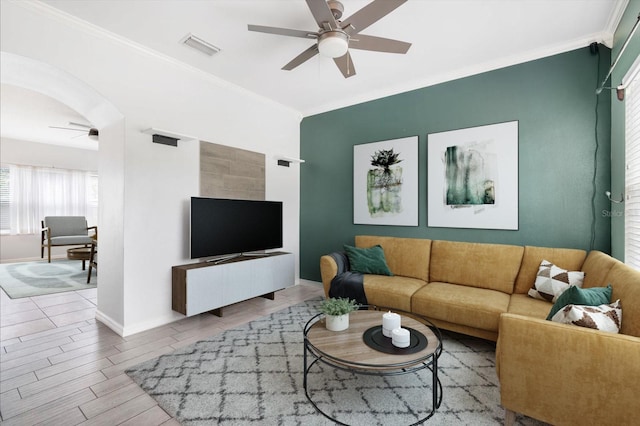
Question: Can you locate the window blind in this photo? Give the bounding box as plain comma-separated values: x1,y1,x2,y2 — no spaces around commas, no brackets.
625,64,640,270
0,166,10,232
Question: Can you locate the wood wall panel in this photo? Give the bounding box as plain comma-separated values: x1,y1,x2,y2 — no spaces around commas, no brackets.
199,141,265,200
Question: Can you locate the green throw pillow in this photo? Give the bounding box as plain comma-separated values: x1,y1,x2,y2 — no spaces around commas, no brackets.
343,244,393,276
546,284,613,320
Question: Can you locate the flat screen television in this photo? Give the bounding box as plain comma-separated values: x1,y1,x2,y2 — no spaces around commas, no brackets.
190,197,283,259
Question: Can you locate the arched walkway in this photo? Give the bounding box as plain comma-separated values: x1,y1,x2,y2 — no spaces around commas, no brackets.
1,51,122,128
1,51,126,331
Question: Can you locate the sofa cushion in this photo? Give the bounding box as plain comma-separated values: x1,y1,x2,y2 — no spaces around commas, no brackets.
507,294,552,319
546,284,612,320
343,244,392,276
363,275,427,312
528,260,584,302
412,282,510,332
513,246,586,294
429,240,523,294
356,235,431,281
550,300,622,333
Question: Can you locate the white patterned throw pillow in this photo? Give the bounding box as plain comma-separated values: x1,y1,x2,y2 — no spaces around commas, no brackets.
550,300,622,333
528,260,584,302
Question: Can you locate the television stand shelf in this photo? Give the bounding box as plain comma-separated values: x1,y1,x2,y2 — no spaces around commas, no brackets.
172,251,294,317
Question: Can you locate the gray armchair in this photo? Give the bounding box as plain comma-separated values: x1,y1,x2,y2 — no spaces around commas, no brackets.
41,216,97,262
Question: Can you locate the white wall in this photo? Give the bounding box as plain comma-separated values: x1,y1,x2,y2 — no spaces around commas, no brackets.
1,1,302,335
0,137,99,262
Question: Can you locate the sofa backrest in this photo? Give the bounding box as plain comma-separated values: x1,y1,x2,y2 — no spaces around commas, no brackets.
44,216,88,237
430,240,524,294
582,251,640,337
581,250,617,289
355,235,431,282
513,246,587,294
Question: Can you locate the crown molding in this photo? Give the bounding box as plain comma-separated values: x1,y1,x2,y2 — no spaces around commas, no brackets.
303,33,609,117
602,0,630,48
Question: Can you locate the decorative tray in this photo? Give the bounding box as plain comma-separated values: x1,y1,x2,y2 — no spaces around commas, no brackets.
362,325,427,355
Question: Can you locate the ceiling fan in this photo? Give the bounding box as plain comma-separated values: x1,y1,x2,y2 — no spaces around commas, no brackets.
248,0,411,78
49,121,99,140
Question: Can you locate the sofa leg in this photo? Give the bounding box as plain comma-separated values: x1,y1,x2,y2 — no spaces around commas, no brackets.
505,409,516,426
48,246,51,263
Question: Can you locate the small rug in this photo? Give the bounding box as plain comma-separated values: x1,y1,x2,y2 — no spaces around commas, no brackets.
0,259,96,299
126,299,545,425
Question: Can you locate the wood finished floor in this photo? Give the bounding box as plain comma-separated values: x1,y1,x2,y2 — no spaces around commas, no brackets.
0,282,324,425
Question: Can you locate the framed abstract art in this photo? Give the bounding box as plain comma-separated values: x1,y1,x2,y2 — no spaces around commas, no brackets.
427,121,518,230
353,136,418,226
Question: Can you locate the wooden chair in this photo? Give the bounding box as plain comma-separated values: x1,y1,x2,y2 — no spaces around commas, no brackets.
41,216,97,262
87,239,97,284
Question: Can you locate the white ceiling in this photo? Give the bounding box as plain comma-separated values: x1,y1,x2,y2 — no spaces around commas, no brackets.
0,0,626,149
39,0,624,116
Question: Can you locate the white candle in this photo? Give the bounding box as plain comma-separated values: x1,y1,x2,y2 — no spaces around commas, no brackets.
392,327,410,348
382,311,401,337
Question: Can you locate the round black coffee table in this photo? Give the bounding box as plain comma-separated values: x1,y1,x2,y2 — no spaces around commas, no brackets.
303,306,442,425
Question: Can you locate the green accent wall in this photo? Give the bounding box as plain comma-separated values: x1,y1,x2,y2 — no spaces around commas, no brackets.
611,1,640,260
300,47,611,282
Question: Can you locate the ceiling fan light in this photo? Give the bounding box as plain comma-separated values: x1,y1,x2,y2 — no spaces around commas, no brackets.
318,31,349,58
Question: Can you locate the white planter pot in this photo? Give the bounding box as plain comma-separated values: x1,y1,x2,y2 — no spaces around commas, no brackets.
325,313,349,331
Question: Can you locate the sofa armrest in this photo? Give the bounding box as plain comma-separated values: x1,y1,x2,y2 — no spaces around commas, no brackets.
496,313,640,425
320,255,337,297
320,252,351,297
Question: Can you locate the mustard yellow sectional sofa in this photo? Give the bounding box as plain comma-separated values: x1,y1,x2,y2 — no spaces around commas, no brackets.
319,235,640,426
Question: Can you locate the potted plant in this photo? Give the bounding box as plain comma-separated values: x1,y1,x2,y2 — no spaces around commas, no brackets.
319,297,359,331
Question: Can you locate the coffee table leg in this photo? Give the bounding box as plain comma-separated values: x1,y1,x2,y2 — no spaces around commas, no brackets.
433,357,437,411
433,356,442,410
303,342,308,390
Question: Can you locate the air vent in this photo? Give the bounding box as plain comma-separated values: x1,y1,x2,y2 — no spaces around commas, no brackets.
181,33,220,56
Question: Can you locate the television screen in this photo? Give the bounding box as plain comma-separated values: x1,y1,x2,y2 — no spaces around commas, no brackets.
190,197,283,259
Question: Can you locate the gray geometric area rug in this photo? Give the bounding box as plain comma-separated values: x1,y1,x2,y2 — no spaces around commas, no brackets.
126,298,545,425
0,259,96,299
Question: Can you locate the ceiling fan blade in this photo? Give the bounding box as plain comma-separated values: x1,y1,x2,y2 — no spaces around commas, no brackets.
68,121,92,129
306,0,339,30
334,52,356,78
349,34,411,54
248,24,317,39
282,44,320,70
341,0,408,35
49,126,86,132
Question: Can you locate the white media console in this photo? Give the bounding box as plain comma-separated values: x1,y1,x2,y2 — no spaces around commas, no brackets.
172,251,294,317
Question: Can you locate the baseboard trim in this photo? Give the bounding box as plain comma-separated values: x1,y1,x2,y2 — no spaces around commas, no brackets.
121,313,183,337
1,255,66,264
96,307,188,337
298,279,322,287
95,309,125,336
